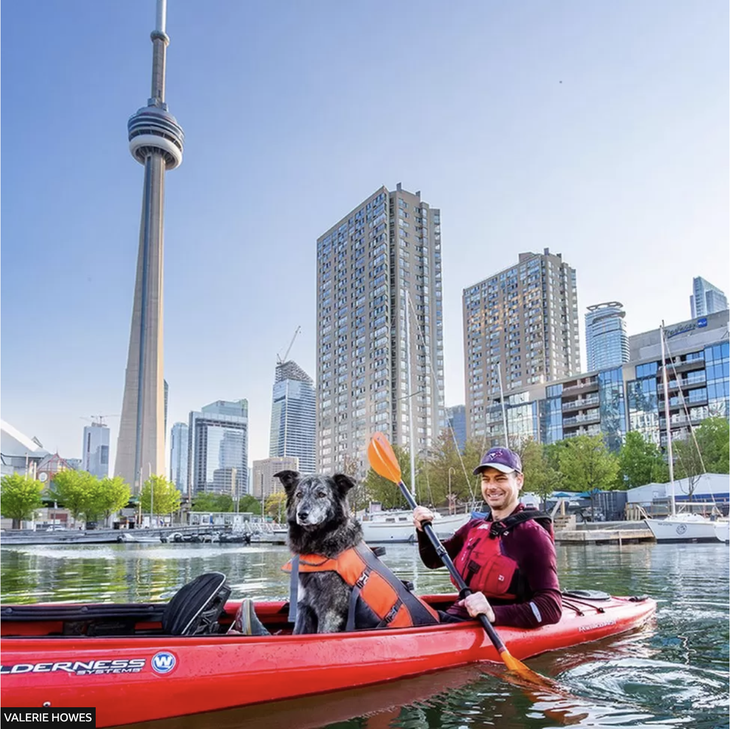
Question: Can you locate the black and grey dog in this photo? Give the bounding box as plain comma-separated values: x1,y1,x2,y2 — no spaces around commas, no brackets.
274,470,362,634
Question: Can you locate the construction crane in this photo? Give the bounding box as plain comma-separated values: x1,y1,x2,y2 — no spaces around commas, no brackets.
277,326,301,365
79,415,119,427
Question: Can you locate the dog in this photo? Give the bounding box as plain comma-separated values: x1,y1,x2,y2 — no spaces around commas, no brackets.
274,470,440,635
274,470,362,634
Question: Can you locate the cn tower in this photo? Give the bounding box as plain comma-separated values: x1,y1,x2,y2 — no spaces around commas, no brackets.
115,0,184,491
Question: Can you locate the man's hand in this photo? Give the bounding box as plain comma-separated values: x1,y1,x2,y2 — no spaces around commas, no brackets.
412,506,434,532
459,592,496,623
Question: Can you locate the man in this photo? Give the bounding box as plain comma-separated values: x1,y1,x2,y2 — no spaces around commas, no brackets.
413,446,562,628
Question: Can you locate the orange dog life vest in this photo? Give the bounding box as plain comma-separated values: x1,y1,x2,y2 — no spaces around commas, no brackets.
283,541,439,630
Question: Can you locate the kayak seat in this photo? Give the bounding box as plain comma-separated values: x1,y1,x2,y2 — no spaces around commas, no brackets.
162,572,231,636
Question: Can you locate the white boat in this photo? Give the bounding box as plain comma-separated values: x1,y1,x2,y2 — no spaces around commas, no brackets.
714,520,729,543
645,512,719,543
360,511,470,543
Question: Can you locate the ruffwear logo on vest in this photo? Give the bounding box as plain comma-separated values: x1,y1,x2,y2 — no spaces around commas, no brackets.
151,651,176,674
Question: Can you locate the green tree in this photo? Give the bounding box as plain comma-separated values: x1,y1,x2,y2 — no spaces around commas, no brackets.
192,492,233,512
49,470,97,521
1,474,44,528
517,439,563,506
140,475,181,516
264,491,287,521
557,435,620,493
95,477,132,525
618,431,668,489
237,495,262,515
694,417,730,474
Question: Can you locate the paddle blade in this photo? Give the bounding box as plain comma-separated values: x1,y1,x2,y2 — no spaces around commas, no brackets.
368,433,402,484
500,649,556,689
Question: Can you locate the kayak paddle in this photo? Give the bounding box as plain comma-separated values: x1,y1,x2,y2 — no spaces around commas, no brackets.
367,431,553,688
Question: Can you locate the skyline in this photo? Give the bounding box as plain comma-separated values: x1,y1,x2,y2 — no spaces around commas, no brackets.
2,1,728,471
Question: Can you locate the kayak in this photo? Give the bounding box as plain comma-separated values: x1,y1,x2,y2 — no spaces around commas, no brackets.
0,590,656,728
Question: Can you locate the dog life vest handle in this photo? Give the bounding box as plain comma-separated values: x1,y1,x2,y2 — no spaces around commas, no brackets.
399,480,510,655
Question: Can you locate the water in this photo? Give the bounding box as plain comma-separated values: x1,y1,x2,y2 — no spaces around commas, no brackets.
1,542,728,728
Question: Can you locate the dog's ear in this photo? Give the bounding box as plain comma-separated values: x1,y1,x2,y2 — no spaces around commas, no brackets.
332,473,356,496
274,470,300,495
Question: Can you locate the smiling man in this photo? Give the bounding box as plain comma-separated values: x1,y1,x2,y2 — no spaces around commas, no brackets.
412,447,562,628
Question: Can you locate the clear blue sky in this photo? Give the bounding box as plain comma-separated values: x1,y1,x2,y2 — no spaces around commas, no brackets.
2,1,728,469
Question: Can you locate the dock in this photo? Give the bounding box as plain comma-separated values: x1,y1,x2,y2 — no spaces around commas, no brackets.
553,520,655,545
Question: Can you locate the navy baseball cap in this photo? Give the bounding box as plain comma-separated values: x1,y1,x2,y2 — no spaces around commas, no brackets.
473,447,522,475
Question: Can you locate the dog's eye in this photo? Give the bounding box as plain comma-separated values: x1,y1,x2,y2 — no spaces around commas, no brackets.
295,491,303,499
316,492,326,499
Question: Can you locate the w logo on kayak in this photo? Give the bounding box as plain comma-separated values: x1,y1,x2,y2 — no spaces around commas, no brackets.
151,651,176,674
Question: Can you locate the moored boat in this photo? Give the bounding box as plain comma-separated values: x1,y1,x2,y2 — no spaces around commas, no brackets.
360,510,470,543
0,590,656,727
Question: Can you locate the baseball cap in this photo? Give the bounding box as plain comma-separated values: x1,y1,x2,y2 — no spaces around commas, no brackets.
473,447,523,475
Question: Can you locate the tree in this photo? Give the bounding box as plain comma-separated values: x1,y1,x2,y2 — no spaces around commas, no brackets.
1,474,44,528
618,431,668,489
95,477,132,525
694,417,729,475
264,491,287,521
49,470,97,521
192,493,233,512
517,439,562,507
140,475,181,516
237,495,261,515
557,435,620,493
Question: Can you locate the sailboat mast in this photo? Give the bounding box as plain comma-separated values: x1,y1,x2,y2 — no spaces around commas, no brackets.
660,322,676,515
405,294,416,496
496,361,509,449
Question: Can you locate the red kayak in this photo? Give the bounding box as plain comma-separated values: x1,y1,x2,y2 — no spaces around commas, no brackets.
1,585,656,728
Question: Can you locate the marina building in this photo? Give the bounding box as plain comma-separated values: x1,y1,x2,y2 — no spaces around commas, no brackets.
478,310,729,451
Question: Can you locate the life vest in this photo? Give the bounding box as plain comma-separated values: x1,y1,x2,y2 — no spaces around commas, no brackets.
283,542,440,631
452,510,553,601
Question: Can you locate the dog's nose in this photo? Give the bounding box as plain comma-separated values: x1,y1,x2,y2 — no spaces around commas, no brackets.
298,510,308,522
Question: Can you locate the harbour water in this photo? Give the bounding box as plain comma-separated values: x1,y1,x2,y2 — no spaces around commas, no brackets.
1,541,728,728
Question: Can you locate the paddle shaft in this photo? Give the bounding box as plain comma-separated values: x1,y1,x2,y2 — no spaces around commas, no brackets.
397,480,509,655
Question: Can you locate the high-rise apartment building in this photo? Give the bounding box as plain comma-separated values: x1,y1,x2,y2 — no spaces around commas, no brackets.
463,249,579,440
691,277,728,318
269,360,316,474
251,456,299,500
316,184,445,473
585,302,630,372
169,422,188,494
81,422,110,479
445,405,467,451
188,400,248,499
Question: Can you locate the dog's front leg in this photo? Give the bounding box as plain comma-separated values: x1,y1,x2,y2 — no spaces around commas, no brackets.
317,610,347,633
293,603,317,635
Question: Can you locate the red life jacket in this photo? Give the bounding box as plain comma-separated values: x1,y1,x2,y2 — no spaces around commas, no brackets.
452,510,554,600
283,542,440,630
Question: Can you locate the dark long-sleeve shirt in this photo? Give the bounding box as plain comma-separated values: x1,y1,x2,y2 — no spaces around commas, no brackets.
417,506,562,629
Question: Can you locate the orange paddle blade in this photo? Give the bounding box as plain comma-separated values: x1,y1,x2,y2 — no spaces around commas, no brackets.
500,649,555,688
368,433,402,484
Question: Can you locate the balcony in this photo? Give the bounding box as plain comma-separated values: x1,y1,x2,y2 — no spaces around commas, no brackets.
562,378,599,396
658,356,705,374
563,411,601,428
562,395,600,412
663,376,707,392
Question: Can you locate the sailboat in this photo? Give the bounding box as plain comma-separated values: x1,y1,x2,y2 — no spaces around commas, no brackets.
644,324,722,544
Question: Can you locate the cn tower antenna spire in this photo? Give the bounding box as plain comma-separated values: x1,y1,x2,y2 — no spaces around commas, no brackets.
115,0,184,492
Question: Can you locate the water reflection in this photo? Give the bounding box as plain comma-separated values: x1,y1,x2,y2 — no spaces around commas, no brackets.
1,541,728,728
